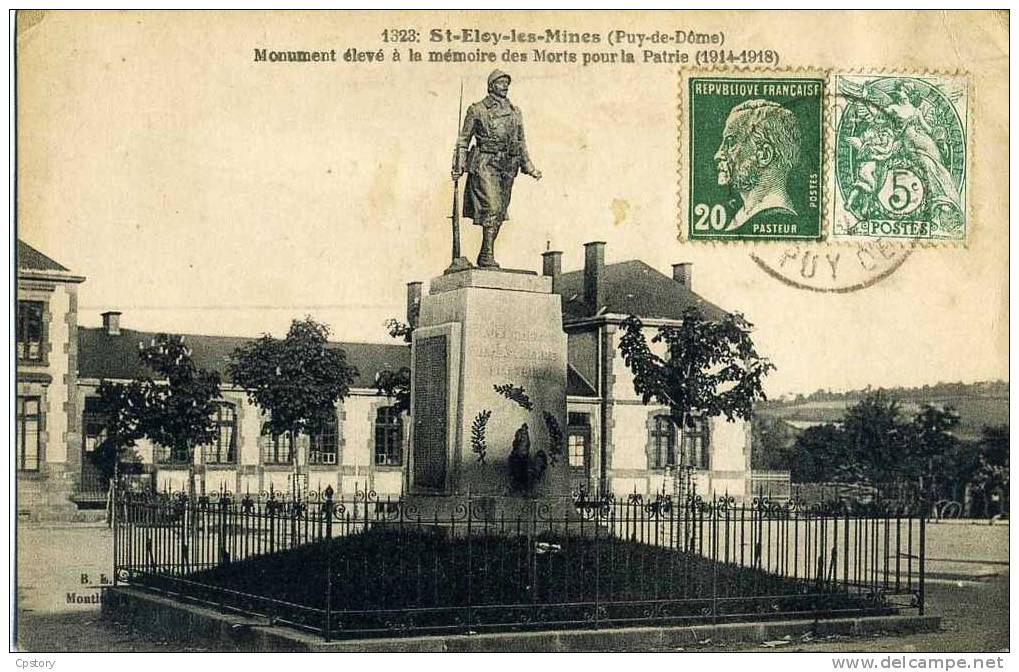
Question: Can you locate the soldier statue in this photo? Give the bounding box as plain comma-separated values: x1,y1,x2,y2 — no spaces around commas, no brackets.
452,70,542,268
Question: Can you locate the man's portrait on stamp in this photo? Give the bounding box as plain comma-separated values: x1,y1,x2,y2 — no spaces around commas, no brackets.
714,99,802,232
686,76,823,241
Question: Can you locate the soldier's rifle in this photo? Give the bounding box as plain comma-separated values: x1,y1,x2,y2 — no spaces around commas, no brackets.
446,80,472,274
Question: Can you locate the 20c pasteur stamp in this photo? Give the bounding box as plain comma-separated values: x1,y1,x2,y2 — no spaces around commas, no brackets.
683,73,824,241
832,73,969,242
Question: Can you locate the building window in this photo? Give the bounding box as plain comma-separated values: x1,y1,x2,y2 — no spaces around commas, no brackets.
80,397,110,493
568,435,587,468
82,397,108,456
202,403,237,464
260,429,293,465
683,419,710,469
17,301,45,362
650,414,677,469
17,396,41,471
567,412,591,469
309,415,339,465
153,444,191,465
374,406,403,466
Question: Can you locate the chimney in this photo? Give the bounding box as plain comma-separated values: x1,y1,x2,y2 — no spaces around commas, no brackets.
541,250,562,292
672,262,692,290
583,241,606,315
406,282,422,329
101,311,122,336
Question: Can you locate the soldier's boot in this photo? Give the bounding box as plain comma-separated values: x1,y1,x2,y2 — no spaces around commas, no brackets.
477,224,501,268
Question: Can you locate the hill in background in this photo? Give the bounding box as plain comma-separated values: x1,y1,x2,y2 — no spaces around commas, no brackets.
757,381,1008,442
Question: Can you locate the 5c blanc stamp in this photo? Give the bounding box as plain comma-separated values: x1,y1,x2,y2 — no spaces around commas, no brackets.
685,74,824,241
832,73,969,242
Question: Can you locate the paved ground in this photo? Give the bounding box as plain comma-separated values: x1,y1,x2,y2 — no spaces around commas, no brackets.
716,574,1009,653
13,520,1009,652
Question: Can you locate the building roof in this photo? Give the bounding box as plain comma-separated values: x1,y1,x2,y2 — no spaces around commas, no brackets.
78,327,410,389
566,364,598,397
17,240,73,273
79,323,599,399
555,260,727,323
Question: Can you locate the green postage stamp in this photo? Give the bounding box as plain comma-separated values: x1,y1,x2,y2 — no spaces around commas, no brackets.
832,73,969,242
685,74,824,241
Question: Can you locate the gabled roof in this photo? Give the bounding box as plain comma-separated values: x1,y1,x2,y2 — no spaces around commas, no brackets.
555,260,727,323
17,240,85,284
78,327,410,389
18,240,70,272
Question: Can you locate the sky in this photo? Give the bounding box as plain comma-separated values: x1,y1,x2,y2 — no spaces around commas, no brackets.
16,11,1009,397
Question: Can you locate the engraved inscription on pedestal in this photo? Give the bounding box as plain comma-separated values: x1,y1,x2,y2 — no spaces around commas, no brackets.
412,268,568,499
412,335,449,491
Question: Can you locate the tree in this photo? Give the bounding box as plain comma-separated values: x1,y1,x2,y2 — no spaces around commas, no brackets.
228,317,358,496
618,307,774,476
910,404,961,495
839,391,910,483
750,416,798,471
971,425,1009,516
937,440,982,506
383,318,413,344
789,423,847,483
375,368,411,415
789,395,970,497
95,334,221,499
978,424,1009,467
374,318,412,414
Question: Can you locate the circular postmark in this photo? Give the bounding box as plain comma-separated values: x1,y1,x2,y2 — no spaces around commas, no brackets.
750,239,911,293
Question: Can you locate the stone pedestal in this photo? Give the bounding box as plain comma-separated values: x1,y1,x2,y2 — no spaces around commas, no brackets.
408,268,570,508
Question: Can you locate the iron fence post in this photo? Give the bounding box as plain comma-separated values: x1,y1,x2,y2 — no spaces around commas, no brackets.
112,478,119,586
530,501,538,622
180,495,189,575
466,492,473,632
843,508,850,590
268,494,276,553
594,503,601,629
324,486,334,642
918,499,926,615
711,502,718,624
218,494,228,565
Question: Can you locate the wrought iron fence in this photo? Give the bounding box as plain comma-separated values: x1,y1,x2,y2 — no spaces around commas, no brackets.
112,486,926,641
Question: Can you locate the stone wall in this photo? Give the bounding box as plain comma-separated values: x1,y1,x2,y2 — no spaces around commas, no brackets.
17,278,79,519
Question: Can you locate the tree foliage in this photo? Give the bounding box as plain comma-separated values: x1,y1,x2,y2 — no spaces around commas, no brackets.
375,318,413,413
384,318,414,344
228,318,358,442
376,367,411,415
971,425,1009,514
839,392,911,482
618,307,774,441
786,424,846,483
786,393,969,491
978,424,1009,467
750,415,798,471
93,334,221,480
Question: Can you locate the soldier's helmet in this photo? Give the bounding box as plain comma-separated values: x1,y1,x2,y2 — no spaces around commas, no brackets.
488,69,512,88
